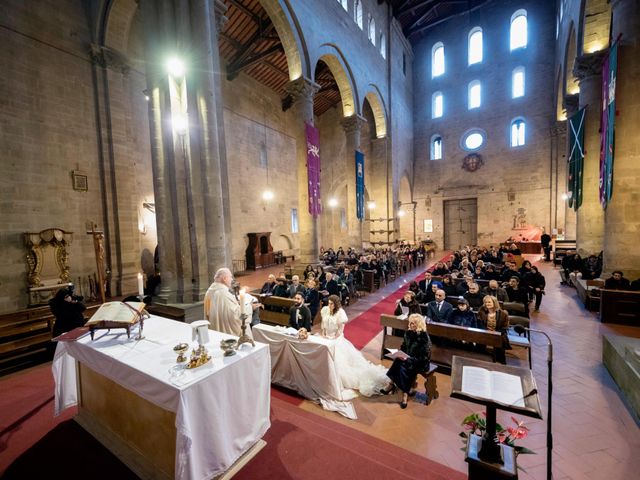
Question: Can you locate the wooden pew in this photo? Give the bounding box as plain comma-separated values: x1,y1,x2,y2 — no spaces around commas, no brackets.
600,289,640,326
256,295,297,327
380,314,503,374
378,314,439,405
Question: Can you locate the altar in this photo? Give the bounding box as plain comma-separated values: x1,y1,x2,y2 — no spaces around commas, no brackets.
52,315,271,480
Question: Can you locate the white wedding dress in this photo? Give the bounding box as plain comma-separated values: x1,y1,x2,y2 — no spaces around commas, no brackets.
320,306,389,398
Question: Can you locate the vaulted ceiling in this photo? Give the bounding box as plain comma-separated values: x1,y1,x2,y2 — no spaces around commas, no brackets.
218,1,487,115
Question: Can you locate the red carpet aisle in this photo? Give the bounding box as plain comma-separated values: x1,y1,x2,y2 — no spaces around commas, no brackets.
236,395,466,480
344,255,451,349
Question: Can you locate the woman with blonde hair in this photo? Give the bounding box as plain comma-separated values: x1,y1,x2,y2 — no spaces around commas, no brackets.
380,314,432,409
477,295,510,364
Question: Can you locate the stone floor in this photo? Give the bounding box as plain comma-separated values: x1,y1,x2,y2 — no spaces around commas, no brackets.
240,256,640,480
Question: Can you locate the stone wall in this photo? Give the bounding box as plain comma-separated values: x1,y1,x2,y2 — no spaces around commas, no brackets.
411,0,556,249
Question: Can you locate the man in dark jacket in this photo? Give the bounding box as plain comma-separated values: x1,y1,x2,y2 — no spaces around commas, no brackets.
540,231,552,261
505,276,529,317
604,271,631,290
288,293,312,331
424,289,453,323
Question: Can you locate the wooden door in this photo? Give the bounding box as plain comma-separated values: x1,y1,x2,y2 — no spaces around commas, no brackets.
444,199,477,249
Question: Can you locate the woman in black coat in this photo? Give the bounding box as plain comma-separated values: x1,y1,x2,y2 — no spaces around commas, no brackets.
304,279,321,320
50,287,86,339
380,314,431,409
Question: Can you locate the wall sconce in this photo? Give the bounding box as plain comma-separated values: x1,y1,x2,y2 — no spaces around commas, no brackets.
262,189,274,201
367,201,376,210
328,198,338,208
398,210,406,218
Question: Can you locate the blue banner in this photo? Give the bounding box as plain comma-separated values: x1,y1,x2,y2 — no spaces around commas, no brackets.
600,41,617,209
355,151,365,220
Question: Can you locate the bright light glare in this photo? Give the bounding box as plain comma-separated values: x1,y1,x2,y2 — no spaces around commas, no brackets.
166,57,185,77
172,114,188,135
561,193,569,201
328,198,338,208
398,210,406,217
367,201,376,210
262,190,274,201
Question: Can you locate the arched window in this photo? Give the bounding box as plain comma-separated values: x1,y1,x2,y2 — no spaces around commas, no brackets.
511,119,526,146
432,42,445,77
431,135,443,160
380,33,386,58
512,67,525,98
468,28,483,65
510,10,528,50
338,0,348,11
468,80,481,109
432,92,443,118
368,15,376,45
354,0,363,29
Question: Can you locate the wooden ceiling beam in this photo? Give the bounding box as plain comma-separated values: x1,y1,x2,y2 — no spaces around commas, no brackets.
226,44,284,80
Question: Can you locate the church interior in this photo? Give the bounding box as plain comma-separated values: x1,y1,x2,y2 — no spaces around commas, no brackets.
1,0,640,479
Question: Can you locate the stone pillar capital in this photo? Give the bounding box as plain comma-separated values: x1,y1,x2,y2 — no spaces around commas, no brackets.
285,77,320,102
213,0,229,35
550,121,567,137
573,51,607,81
340,114,367,135
89,44,130,74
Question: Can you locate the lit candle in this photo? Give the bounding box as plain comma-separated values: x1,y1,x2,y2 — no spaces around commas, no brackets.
137,273,144,297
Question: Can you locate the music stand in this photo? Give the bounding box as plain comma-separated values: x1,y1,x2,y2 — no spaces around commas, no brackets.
450,356,542,480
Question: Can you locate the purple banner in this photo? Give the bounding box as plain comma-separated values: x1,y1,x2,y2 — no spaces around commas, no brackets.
305,122,322,218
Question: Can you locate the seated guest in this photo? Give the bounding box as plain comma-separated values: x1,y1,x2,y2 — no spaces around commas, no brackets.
288,275,305,297
418,271,434,294
505,276,530,317
473,265,485,279
526,265,546,312
289,292,312,331
463,283,485,311
455,275,473,295
380,314,432,409
303,264,315,280
449,298,477,328
260,274,277,294
501,262,520,283
604,270,631,290
394,291,422,316
630,277,640,291
477,295,510,364
561,252,582,285
272,277,290,297
424,281,442,303
50,286,86,339
581,255,602,280
431,262,449,276
340,267,355,297
304,279,321,320
424,289,453,323
442,274,458,297
483,264,501,281
509,243,522,255
324,272,340,296
483,279,509,303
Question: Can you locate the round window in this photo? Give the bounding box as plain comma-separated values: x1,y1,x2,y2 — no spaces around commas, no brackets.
461,129,486,151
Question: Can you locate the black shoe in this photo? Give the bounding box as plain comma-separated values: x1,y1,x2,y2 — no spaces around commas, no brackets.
400,400,408,409
380,385,396,395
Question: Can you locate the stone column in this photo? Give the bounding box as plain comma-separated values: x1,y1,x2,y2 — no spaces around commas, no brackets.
140,0,231,304
603,0,640,278
370,136,391,245
285,77,320,263
340,114,367,249
563,94,579,241
573,52,606,256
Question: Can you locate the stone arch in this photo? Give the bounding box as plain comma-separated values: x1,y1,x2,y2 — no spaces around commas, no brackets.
580,0,611,54
260,0,309,80
316,44,358,117
103,0,139,52
564,23,579,95
364,87,387,138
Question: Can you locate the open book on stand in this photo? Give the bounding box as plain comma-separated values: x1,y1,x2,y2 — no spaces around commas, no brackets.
86,301,147,339
461,365,525,407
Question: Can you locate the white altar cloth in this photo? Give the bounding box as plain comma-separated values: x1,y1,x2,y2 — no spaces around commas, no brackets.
252,323,357,419
52,315,271,480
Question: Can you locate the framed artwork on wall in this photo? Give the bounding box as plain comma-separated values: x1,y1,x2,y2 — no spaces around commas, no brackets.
71,170,88,191
424,219,433,233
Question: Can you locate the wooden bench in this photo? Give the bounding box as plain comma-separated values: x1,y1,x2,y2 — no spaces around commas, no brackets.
0,303,100,375
255,294,297,327
378,314,439,405
600,289,640,326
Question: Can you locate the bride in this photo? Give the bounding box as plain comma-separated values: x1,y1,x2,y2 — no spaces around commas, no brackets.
321,295,388,397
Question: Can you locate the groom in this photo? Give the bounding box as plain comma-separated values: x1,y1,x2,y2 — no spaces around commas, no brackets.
288,293,312,331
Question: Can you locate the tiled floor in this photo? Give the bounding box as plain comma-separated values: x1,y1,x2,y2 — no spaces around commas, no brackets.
244,256,640,480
